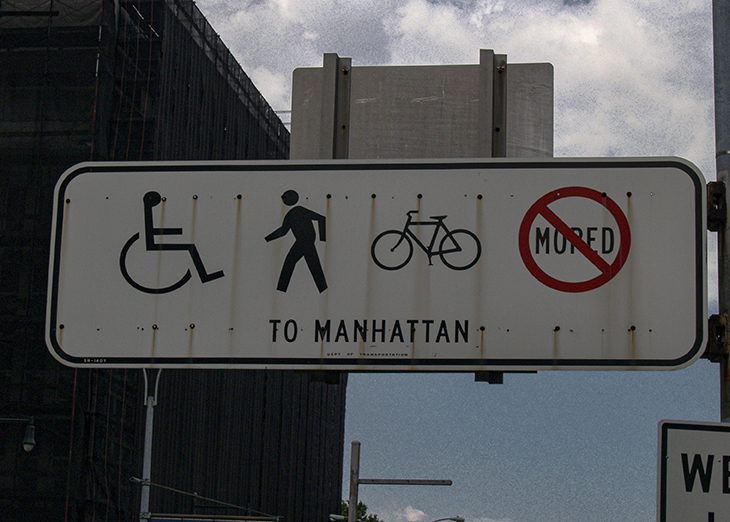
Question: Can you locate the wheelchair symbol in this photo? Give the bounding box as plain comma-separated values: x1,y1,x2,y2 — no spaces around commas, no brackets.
119,191,225,294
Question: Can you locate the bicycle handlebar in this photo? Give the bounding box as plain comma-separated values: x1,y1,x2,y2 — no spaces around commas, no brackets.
405,210,446,222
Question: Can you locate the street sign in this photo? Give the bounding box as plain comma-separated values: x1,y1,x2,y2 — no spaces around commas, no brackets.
46,158,706,370
658,421,730,522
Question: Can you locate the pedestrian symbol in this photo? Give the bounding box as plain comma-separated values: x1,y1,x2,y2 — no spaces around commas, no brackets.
265,190,328,293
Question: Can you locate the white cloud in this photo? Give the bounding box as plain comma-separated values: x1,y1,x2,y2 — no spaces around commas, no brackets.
249,66,290,111
375,506,516,522
403,506,426,522
378,0,714,171
470,0,506,29
198,0,692,156
195,0,400,111
374,505,427,522
383,0,473,63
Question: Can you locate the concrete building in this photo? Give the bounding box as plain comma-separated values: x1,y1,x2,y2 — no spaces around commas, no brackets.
0,0,346,520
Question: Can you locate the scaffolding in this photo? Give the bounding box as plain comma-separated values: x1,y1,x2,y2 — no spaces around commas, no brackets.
0,0,289,163
0,2,349,522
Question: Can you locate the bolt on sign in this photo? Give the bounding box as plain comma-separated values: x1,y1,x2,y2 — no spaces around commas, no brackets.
46,158,706,370
658,421,730,522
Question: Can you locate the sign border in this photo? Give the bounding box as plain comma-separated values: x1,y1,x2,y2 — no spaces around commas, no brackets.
46,157,706,369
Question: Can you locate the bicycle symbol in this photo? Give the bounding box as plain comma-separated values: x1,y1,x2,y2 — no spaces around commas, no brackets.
371,211,481,271
119,191,225,294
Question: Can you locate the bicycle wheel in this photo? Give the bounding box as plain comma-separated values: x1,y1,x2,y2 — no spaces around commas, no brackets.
439,229,481,270
371,230,414,270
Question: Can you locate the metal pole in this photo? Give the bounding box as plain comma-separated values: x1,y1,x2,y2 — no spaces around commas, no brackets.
491,53,508,158
320,53,352,160
713,0,730,421
477,49,495,157
140,369,161,522
348,441,360,522
358,479,452,486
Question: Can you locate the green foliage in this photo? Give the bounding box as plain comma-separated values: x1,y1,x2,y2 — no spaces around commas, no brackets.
340,500,384,522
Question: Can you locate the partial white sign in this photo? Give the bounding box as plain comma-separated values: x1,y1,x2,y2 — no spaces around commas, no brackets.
46,158,706,369
658,421,730,522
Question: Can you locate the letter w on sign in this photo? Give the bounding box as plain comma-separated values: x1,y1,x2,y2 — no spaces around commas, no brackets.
682,453,714,493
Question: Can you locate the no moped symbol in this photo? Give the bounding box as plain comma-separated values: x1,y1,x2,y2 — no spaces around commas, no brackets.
119,191,224,294
518,186,631,293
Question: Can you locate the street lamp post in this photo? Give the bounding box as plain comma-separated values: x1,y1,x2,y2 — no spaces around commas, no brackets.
139,369,162,522
330,515,464,522
0,417,35,452
347,441,454,522
331,513,464,522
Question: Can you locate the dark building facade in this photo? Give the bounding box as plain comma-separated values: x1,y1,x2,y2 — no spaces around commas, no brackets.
0,0,346,520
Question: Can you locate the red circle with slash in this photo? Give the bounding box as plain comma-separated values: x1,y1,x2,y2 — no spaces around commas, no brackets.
518,187,631,293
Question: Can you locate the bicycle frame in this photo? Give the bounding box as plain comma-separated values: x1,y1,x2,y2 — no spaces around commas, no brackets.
396,210,462,264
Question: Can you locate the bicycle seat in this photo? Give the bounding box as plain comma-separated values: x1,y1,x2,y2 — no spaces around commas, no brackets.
429,215,447,221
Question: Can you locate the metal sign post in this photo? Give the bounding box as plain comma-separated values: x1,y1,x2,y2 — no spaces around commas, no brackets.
347,441,452,522
139,369,161,522
713,0,730,421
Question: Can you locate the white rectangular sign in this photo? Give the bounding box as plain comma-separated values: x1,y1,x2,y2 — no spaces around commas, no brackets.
46,158,706,369
658,421,730,522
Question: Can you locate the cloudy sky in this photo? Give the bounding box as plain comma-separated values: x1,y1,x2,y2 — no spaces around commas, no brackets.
195,0,715,175
192,0,718,521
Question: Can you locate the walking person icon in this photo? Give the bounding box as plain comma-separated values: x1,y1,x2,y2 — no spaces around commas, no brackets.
265,190,327,293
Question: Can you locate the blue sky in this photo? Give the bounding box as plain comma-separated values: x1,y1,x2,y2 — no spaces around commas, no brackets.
343,364,717,522
192,0,719,520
